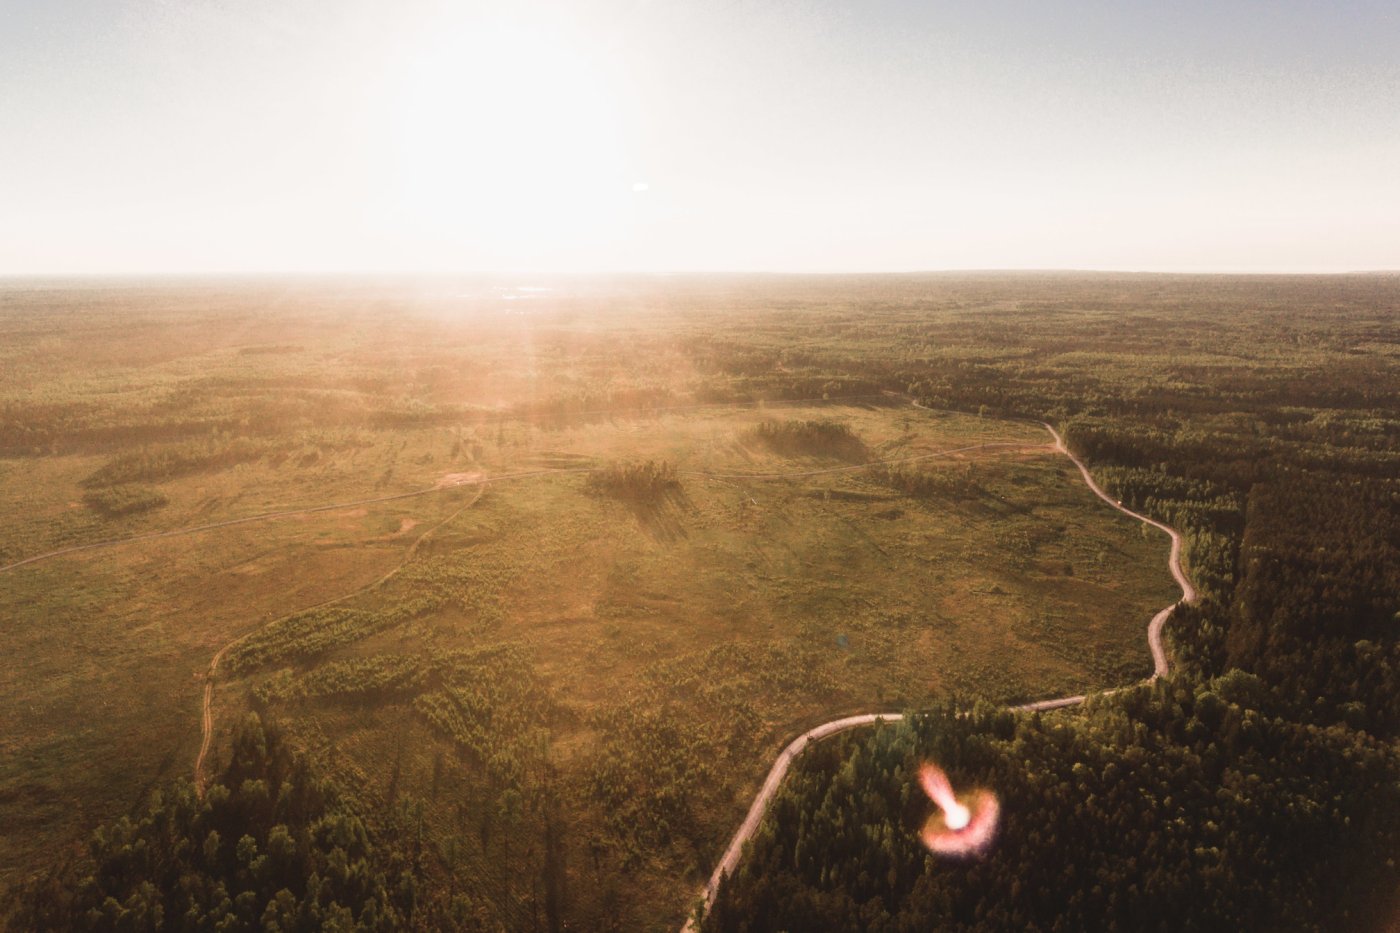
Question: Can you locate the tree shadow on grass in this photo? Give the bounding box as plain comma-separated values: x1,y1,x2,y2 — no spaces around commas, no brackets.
622,484,693,543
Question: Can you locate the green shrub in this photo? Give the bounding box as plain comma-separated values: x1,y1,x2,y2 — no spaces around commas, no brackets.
869,464,979,499
84,435,284,487
753,419,866,460
82,483,169,516
587,460,680,501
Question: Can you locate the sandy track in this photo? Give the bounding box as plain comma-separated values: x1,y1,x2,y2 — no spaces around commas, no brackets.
193,483,485,794
1039,421,1196,672
679,414,1197,931
193,639,238,793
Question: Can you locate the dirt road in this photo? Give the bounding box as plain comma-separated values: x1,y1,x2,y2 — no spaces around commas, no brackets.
679,416,1197,931
193,483,486,794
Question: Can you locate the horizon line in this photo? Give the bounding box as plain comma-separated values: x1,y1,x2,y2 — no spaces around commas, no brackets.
2,267,1398,281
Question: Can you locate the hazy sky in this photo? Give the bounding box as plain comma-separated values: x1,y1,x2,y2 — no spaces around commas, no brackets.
3,0,1397,274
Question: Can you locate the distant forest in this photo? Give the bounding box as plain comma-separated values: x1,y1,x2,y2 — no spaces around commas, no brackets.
2,275,1397,931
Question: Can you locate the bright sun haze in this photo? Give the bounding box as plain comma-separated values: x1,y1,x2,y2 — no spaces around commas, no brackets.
1,0,1397,273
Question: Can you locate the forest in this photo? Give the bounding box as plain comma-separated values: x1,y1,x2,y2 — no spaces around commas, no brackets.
0,273,1396,930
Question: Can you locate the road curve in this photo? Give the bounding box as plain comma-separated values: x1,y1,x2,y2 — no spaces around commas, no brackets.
681,416,1197,931
689,714,901,919
193,639,240,792
1039,421,1197,675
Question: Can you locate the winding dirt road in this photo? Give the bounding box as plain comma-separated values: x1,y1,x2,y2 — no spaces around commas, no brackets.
1039,421,1196,677
679,417,1197,931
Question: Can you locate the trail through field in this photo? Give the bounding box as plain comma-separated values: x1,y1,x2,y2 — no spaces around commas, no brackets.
0,395,907,576
0,468,593,576
679,414,1197,932
193,639,239,795
194,483,485,793
190,431,1040,790
0,445,1031,576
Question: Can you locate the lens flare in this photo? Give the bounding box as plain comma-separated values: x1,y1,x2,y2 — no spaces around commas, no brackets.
918,762,999,857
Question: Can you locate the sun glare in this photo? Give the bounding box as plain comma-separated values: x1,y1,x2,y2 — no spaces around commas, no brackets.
377,13,634,267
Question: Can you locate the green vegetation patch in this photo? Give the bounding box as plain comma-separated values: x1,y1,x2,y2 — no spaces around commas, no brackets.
226,603,433,672
411,645,555,786
586,459,680,501
81,483,168,517
703,688,1400,932
4,714,417,931
869,463,980,499
254,654,428,706
752,418,867,460
83,435,287,487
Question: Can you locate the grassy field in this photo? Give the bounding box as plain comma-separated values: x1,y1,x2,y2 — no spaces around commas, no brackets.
0,280,1185,929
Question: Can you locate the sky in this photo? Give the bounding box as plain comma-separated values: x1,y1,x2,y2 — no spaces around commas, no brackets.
2,0,1397,274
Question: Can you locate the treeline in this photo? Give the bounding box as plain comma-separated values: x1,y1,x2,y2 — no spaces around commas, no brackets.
586,460,680,502
752,419,866,461
505,386,679,422
83,435,288,488
74,429,375,493
703,693,1400,932
82,483,168,517
0,387,422,458
253,655,429,707
868,464,980,500
1225,471,1400,738
226,604,432,674
0,406,247,458
4,714,418,931
707,377,884,403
